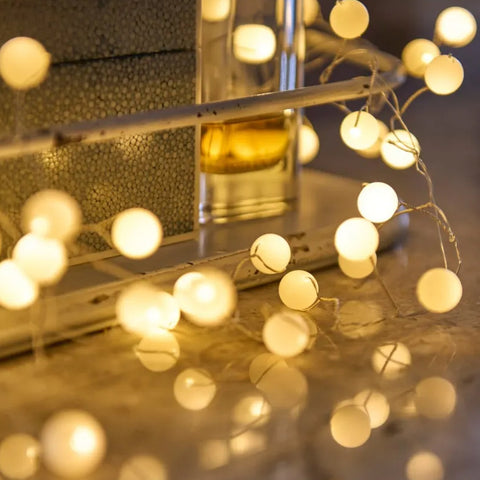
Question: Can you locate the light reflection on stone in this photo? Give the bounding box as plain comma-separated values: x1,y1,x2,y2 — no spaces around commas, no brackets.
371,342,411,379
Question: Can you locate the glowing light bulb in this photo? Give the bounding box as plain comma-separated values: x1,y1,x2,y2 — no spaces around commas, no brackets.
406,451,444,480
248,353,288,385
278,270,318,311
371,342,411,378
357,182,399,223
230,431,266,456
112,208,162,259
298,123,320,165
435,7,477,48
353,389,390,428
334,217,379,261
263,311,310,358
0,260,38,310
336,300,383,339
135,330,180,372
22,190,82,242
201,0,231,22
340,111,379,150
381,129,420,170
356,120,388,159
402,39,440,78
424,54,464,96
414,377,456,419
250,233,291,274
0,434,40,479
13,234,67,286
173,268,237,326
41,410,106,479
338,254,377,279
416,268,462,313
233,25,276,64
329,0,369,39
119,455,167,480
232,394,271,428
330,405,371,448
276,0,320,26
198,440,230,470
0,37,50,90
174,368,217,411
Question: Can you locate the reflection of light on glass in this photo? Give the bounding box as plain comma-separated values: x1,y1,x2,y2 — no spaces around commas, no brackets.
0,434,40,480
371,342,411,378
174,369,216,411
414,377,456,419
330,405,371,448
354,389,390,428
406,451,444,480
232,395,271,428
119,455,167,480
230,431,266,456
135,330,180,372
198,440,230,470
337,300,383,339
233,25,276,64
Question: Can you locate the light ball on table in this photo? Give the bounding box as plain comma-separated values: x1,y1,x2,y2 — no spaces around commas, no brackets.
174,368,217,411
424,55,464,96
357,182,399,223
381,129,420,170
329,0,369,39
406,451,444,480
371,342,411,378
330,405,371,448
338,254,376,280
416,268,462,313
0,433,40,479
414,377,456,420
278,270,319,311
0,260,38,310
402,39,440,78
233,25,276,64
340,111,379,150
250,233,291,274
334,217,379,261
353,389,390,428
435,7,477,48
135,330,180,372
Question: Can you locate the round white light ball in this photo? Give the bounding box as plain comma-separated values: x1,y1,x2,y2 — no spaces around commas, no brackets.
414,377,456,420
250,233,291,274
424,54,464,96
340,111,379,150
354,389,390,428
13,234,67,286
406,451,444,480
41,410,106,479
0,433,40,479
232,394,271,427
356,120,389,159
357,182,398,223
435,7,477,48
298,123,320,165
381,129,420,170
135,330,180,372
0,260,38,310
371,342,411,378
336,300,383,339
334,217,379,261
338,253,377,279
112,208,163,259
119,455,167,480
201,0,231,22
263,311,310,358
248,353,288,385
233,25,276,64
402,39,440,78
22,190,82,242
198,440,230,470
174,368,217,411
330,405,371,448
416,268,462,313
278,270,319,311
329,0,369,39
0,37,51,90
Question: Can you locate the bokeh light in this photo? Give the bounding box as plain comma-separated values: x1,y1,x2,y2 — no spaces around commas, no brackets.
357,182,399,223
402,39,440,78
250,233,291,274
371,342,411,378
381,130,420,170
424,55,464,95
135,330,180,372
329,0,369,39
174,368,217,411
334,217,379,261
278,270,319,311
416,268,462,313
414,376,456,419
233,25,276,64
435,7,477,48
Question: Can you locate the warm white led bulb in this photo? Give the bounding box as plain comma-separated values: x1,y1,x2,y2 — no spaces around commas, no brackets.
248,353,288,385
0,37,51,90
357,182,399,223
119,455,168,480
329,0,369,39
13,233,67,286
174,368,217,411
416,268,462,313
356,120,388,159
112,208,163,259
263,311,310,358
278,270,318,311
334,217,379,261
340,111,379,150
402,39,440,78
354,389,390,429
250,233,291,274
371,342,411,378
233,25,276,64
330,405,371,448
435,7,477,48
22,189,82,242
41,410,106,479
0,260,38,310
135,330,180,372
424,55,464,95
298,123,320,165
381,130,420,169
201,0,231,22
0,433,40,480
406,451,444,480
338,254,376,279
232,394,271,427
414,377,456,420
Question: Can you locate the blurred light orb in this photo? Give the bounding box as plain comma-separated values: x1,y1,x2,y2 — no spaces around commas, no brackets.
406,451,444,480
338,253,376,279
276,0,319,26
278,270,318,311
13,234,67,286
112,208,162,259
330,405,371,448
201,0,230,22
414,377,456,419
356,120,389,158
119,455,167,480
230,430,266,457
340,111,379,150
329,0,369,39
232,394,271,427
174,368,216,410
173,268,237,326
135,330,180,372
22,189,82,242
263,311,310,358
233,25,276,64
41,410,106,479
372,342,411,378
416,268,462,313
0,433,40,479
402,39,440,78
381,129,420,170
357,182,399,223
248,353,288,385
0,260,38,310
0,37,50,90
337,300,383,339
424,54,464,96
250,233,291,274
198,440,230,470
298,123,320,165
435,7,477,48
334,217,379,261
354,389,390,428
